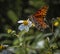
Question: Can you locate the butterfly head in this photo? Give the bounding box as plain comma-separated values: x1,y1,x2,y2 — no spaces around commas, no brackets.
28,15,35,23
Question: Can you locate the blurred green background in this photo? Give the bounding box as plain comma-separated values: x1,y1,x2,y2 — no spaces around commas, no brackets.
0,0,60,54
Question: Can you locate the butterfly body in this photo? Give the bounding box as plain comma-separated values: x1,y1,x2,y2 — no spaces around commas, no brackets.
29,5,49,30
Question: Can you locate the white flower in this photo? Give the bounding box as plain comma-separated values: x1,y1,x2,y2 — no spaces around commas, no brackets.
36,40,45,49
18,19,32,32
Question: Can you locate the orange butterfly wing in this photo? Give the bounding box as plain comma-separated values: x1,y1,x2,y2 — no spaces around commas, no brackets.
33,5,48,18
29,5,49,30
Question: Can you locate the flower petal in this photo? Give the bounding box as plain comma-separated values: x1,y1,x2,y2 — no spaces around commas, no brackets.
24,26,29,32
18,24,25,31
18,20,23,23
27,19,32,27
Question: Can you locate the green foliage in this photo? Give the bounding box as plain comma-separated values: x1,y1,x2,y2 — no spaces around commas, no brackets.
0,26,59,54
7,10,18,24
29,0,45,8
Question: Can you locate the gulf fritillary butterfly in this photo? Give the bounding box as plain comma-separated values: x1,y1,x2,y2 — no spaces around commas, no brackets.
29,5,49,30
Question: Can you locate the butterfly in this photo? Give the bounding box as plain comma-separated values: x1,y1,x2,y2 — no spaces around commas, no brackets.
29,5,49,31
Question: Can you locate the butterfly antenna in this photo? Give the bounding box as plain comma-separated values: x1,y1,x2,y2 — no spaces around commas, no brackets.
52,22,54,33
51,18,55,33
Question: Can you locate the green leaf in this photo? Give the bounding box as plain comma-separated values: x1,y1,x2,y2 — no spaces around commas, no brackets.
7,10,18,24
